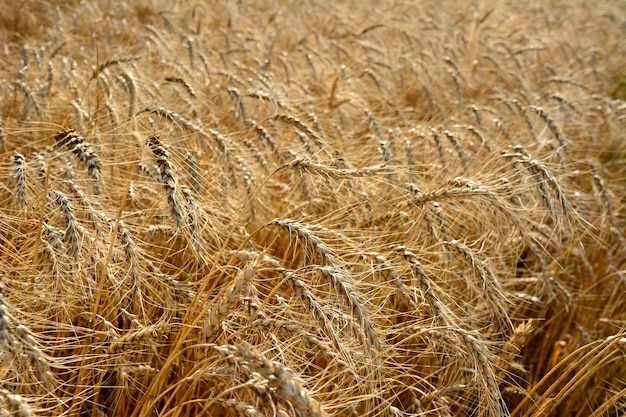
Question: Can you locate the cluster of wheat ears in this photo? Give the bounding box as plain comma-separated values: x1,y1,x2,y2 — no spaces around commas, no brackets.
0,1,625,416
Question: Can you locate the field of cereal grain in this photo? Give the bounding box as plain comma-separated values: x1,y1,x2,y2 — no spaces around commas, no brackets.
1,1,625,416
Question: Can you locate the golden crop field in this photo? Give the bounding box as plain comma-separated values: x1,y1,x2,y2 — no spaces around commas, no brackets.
1,1,625,416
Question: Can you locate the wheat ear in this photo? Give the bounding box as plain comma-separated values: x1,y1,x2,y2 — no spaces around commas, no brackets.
214,343,325,417
146,136,184,228
13,151,27,207
54,129,102,194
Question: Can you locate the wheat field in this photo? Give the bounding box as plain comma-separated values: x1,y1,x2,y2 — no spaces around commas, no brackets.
0,1,625,416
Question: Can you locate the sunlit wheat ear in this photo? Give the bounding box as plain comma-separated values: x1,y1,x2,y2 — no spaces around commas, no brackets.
140,107,232,161
214,343,326,417
316,266,381,351
0,389,34,417
281,158,385,180
235,156,256,219
252,317,353,376
279,269,342,351
227,86,248,123
369,252,418,311
493,117,514,144
49,189,82,260
457,124,493,153
297,132,318,161
204,265,254,342
444,327,506,417
245,90,289,111
14,81,43,120
103,102,118,130
430,128,447,169
243,138,268,170
0,121,5,150
146,135,184,228
528,105,567,162
443,130,469,173
70,99,89,132
405,139,416,181
118,72,136,118
0,286,56,391
164,76,196,98
13,151,27,207
250,120,285,164
273,114,330,158
91,56,136,79
218,398,264,417
54,129,102,194
395,246,453,326
180,186,202,253
184,151,201,194
62,165,104,230
587,161,622,235
364,108,383,141
502,146,573,223
443,240,513,331
548,92,583,120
